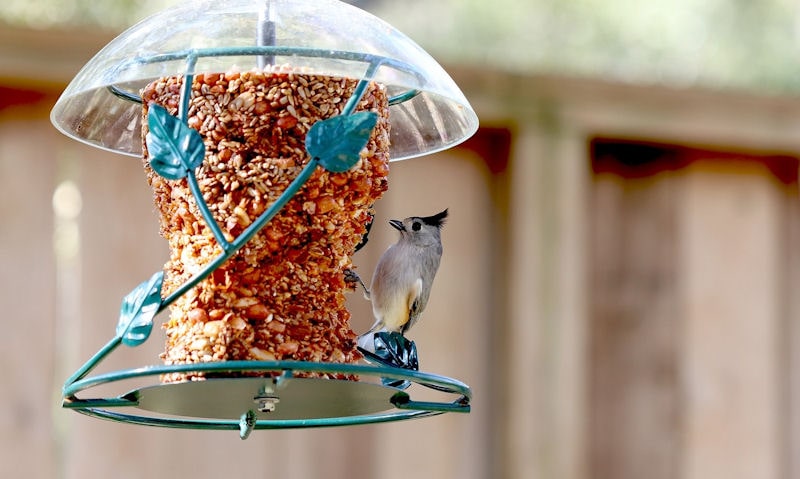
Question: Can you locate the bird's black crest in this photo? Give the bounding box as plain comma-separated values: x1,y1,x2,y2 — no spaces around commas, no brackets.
420,209,448,228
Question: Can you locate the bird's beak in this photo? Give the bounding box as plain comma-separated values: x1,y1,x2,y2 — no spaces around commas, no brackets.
389,219,404,231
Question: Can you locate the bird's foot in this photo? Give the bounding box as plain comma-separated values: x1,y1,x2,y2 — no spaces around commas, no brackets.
343,269,370,299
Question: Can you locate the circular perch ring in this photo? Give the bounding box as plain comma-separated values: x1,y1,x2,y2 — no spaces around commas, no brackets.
62,361,471,433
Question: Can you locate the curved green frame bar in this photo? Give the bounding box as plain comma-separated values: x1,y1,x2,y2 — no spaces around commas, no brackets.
63,361,471,430
106,46,422,107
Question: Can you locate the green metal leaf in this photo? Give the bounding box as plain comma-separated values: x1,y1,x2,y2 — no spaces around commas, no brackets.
145,104,205,180
116,271,164,347
305,112,378,173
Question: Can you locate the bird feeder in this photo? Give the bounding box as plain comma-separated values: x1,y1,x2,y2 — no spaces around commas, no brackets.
51,0,477,438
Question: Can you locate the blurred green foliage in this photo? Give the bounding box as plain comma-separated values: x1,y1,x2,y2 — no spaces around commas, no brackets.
0,0,173,29
2,0,799,93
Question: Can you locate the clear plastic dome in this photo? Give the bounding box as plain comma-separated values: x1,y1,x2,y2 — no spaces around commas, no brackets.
50,0,478,161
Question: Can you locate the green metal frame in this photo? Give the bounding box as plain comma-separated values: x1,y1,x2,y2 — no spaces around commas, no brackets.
62,47,471,435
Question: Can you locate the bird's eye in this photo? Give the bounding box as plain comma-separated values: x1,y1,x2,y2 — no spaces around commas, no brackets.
412,221,421,231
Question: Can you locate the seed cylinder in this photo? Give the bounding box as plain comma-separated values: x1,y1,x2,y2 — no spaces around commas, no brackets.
139,68,390,381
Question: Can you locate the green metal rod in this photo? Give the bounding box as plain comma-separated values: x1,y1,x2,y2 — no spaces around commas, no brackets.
177,53,233,251
387,88,420,106
391,392,471,414
63,336,121,389
395,400,470,414
186,170,232,251
63,397,138,409
177,54,198,120
340,61,379,117
108,46,427,107
63,360,472,399
112,83,419,107
122,47,417,79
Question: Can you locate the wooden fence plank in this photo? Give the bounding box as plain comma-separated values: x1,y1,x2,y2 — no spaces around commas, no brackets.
680,161,783,479
589,159,680,479
0,115,58,478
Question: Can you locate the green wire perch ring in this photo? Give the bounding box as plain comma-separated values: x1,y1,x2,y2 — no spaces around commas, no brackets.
62,47,471,437
63,361,471,439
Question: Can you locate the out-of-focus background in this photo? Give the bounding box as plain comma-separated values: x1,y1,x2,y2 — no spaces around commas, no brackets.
3,1,800,478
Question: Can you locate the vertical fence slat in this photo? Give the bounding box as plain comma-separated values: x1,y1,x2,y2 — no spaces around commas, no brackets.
0,115,58,478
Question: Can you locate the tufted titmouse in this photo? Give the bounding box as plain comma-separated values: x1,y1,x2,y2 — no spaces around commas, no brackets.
354,209,448,352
